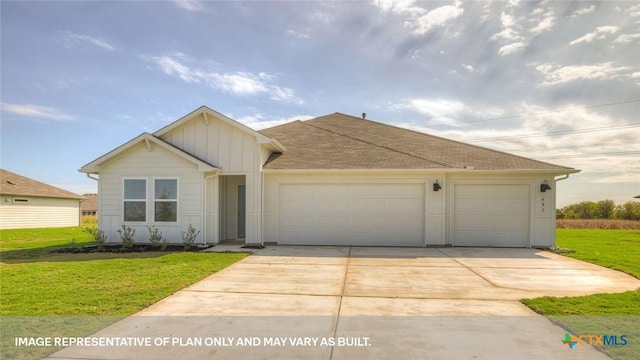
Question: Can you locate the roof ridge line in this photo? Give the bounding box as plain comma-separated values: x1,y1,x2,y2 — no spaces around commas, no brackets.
301,121,453,168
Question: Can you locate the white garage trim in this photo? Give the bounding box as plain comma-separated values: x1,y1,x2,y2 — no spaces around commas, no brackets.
275,179,429,246
450,180,534,248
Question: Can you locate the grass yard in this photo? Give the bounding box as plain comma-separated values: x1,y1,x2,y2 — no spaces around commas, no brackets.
0,226,248,359
523,229,640,359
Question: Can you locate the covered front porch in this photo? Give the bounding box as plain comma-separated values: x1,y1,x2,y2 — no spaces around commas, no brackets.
205,173,261,245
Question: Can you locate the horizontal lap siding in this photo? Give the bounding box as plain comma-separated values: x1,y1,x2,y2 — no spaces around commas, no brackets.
99,142,203,243
0,196,80,229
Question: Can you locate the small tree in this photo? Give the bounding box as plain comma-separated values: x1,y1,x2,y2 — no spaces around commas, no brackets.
147,225,163,249
83,226,107,251
181,224,200,250
117,225,135,249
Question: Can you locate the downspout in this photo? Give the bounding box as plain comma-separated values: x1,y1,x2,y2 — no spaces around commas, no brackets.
554,174,570,182
85,173,99,226
203,172,219,245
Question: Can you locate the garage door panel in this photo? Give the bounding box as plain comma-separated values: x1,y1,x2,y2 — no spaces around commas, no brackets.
454,184,530,247
279,183,425,246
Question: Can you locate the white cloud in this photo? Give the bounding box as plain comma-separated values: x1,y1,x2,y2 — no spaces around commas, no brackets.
570,26,619,45
401,98,468,126
152,55,203,83
500,12,516,28
572,5,595,17
491,12,522,41
373,0,463,35
462,64,477,72
236,114,314,130
208,72,269,95
146,54,300,102
408,5,464,34
535,62,630,85
60,31,114,50
530,15,555,35
174,0,203,11
373,0,422,14
498,42,525,56
286,29,310,40
1,103,74,121
614,33,640,43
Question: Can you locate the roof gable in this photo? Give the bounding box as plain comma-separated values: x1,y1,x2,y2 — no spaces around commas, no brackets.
154,106,285,152
0,169,83,200
79,133,218,173
260,112,578,172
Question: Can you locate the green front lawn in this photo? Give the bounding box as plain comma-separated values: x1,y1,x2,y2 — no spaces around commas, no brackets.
0,226,248,359
522,229,640,359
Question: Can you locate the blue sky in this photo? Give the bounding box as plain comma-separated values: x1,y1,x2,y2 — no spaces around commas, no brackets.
1,0,639,207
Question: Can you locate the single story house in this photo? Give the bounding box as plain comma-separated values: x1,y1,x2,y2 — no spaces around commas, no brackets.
79,106,579,247
81,193,98,216
0,169,83,229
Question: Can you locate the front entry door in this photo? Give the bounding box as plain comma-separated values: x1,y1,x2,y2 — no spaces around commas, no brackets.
237,185,246,238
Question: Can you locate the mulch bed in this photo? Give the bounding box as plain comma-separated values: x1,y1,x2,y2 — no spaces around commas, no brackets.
51,244,211,253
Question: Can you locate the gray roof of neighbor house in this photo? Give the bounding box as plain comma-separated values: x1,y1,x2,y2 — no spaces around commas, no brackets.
0,169,84,200
259,113,578,172
80,193,98,211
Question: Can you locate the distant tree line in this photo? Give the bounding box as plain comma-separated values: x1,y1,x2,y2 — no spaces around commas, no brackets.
556,200,640,220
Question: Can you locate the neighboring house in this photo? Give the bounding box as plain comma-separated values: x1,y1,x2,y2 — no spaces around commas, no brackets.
0,169,83,229
81,193,98,216
79,106,579,248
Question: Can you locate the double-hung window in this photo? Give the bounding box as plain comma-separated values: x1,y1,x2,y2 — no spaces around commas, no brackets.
154,179,177,222
123,179,147,222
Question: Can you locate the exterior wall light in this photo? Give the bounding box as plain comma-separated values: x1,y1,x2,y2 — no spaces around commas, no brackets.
540,180,552,192
433,180,442,191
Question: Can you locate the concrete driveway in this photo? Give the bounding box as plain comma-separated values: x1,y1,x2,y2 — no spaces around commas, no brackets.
49,247,640,360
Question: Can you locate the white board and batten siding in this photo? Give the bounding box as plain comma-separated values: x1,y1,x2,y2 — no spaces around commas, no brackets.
98,142,204,243
157,114,266,244
0,196,80,229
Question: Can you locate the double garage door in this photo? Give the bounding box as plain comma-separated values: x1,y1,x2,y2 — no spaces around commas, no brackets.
276,182,531,247
453,184,531,247
278,183,424,246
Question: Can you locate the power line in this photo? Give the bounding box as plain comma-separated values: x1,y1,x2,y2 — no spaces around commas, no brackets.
498,140,640,152
462,98,640,124
467,123,640,142
536,151,640,160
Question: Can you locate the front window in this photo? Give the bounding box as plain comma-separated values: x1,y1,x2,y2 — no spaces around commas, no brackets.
154,179,177,222
124,179,146,222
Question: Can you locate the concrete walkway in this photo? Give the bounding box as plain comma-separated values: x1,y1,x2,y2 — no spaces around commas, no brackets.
49,246,640,359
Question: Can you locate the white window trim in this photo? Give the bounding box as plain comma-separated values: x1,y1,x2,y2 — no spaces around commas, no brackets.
123,178,148,223
153,177,179,223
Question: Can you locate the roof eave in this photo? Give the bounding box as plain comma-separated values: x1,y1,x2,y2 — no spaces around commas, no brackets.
79,133,219,174
262,168,581,174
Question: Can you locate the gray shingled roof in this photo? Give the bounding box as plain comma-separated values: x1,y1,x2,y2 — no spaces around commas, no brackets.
80,193,98,211
260,113,576,172
0,169,83,200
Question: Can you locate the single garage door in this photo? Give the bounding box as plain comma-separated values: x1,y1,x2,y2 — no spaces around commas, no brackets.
453,184,530,247
278,183,424,246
